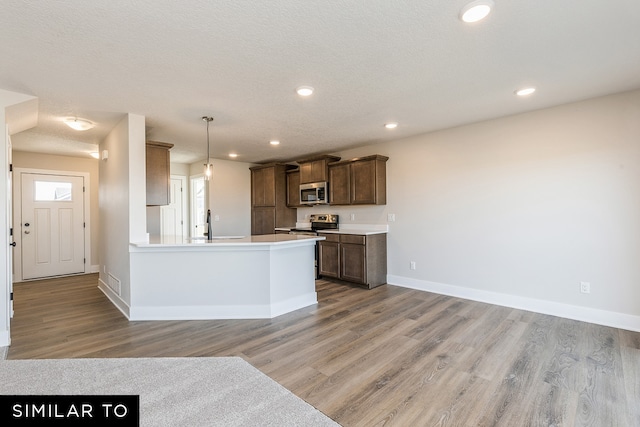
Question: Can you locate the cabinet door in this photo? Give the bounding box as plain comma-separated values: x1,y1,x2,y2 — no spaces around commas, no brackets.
251,207,276,235
146,144,171,206
328,163,350,205
286,170,301,207
318,241,340,278
299,162,312,184
310,160,326,182
350,159,377,205
299,159,327,183
252,167,276,207
251,168,264,206
340,243,366,284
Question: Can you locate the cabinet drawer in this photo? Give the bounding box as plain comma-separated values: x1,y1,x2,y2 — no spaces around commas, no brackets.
340,234,365,245
319,233,340,242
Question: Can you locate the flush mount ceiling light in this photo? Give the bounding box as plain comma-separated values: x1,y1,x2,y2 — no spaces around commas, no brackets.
296,86,314,96
384,122,398,129
229,153,238,158
515,87,536,96
202,116,214,180
270,140,280,145
63,117,95,131
460,0,494,23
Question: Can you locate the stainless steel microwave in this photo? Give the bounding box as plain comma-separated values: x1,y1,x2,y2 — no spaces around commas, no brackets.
300,182,329,205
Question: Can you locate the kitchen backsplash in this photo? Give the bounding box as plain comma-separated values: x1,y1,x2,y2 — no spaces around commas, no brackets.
297,204,390,226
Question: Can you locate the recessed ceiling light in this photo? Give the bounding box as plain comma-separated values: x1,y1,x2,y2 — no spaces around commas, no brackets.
384,122,398,129
460,0,494,23
515,87,536,96
296,86,314,97
229,153,238,158
270,140,280,145
63,117,95,131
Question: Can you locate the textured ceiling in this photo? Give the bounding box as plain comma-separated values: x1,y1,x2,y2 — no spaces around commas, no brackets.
1,1,639,164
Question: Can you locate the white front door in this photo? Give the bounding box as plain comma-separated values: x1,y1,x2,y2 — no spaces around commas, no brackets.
161,176,186,243
20,173,85,280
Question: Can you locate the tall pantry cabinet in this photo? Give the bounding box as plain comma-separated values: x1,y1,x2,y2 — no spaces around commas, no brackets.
250,163,297,235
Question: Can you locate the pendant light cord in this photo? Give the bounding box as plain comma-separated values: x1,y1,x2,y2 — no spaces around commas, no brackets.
203,116,213,161
206,119,210,161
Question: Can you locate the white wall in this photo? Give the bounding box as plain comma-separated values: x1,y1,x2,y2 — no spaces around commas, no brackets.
98,113,146,311
189,158,252,236
170,162,190,176
306,90,640,329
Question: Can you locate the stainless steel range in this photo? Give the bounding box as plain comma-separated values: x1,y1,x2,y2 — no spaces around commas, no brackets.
289,214,339,235
289,214,339,278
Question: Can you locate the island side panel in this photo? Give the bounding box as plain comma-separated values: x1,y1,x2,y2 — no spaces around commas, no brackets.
268,243,317,317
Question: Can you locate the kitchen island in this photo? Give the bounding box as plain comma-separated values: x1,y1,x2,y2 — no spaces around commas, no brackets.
115,234,324,321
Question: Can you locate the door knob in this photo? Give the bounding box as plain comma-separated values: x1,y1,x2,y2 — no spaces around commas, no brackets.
9,242,16,247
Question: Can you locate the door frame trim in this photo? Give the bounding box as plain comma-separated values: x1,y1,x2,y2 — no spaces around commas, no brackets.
161,175,188,240
189,174,207,239
13,168,91,282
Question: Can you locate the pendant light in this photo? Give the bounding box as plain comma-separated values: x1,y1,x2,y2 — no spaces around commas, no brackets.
202,116,214,180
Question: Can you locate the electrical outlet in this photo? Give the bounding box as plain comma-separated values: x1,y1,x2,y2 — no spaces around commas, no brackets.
387,213,396,222
580,281,591,294
350,214,355,221
214,215,220,221
410,261,416,270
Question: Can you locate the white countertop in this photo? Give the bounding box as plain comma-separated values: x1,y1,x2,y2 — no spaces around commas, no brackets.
275,223,389,235
131,234,324,249
317,228,387,235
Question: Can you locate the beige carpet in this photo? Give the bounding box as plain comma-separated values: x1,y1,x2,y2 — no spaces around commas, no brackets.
0,357,339,426
0,347,6,360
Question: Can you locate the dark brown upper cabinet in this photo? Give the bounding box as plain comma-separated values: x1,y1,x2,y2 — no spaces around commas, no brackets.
286,169,302,208
251,165,276,207
297,155,341,184
146,141,174,206
328,162,351,205
328,155,388,205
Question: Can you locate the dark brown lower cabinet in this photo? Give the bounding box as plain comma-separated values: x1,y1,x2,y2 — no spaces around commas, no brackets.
318,235,340,278
318,232,387,288
251,207,276,235
341,242,366,283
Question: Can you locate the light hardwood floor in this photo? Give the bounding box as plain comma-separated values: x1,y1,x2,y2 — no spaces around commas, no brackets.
7,273,640,426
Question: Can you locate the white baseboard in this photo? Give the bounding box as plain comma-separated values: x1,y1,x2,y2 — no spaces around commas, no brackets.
388,275,640,333
128,292,318,321
0,330,10,347
90,264,100,273
269,293,318,318
98,279,130,319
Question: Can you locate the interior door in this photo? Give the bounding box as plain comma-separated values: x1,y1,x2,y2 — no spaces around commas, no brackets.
6,127,13,318
161,177,186,243
21,173,85,280
191,176,207,238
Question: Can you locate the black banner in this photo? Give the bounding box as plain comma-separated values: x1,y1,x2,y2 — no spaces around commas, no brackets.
0,395,139,426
